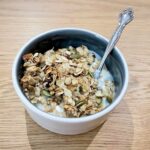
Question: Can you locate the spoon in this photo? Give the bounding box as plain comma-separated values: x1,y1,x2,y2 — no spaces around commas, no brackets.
94,8,134,79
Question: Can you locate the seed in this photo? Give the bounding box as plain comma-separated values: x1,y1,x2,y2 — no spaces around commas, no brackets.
65,51,71,55
76,101,85,108
96,98,102,104
88,71,94,78
95,90,103,97
42,90,51,97
56,89,64,96
74,68,83,76
72,79,78,85
64,88,72,97
65,77,72,85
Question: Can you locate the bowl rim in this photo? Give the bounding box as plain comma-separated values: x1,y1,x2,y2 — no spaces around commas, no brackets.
12,27,128,123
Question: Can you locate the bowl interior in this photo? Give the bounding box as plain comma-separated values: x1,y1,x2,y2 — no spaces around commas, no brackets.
16,29,125,107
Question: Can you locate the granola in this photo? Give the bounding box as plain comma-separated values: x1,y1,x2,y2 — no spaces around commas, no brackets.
20,45,115,118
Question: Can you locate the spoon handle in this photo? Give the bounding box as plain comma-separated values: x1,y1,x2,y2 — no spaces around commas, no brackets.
98,8,134,72
98,25,125,71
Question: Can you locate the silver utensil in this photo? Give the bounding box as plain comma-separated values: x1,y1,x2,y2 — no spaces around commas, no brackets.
94,8,134,79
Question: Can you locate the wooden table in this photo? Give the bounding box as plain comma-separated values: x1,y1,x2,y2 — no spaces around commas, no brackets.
0,0,150,149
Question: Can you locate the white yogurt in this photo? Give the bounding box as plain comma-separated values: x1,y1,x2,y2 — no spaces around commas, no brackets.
90,51,114,107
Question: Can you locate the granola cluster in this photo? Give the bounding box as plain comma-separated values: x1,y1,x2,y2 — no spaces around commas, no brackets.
20,45,115,117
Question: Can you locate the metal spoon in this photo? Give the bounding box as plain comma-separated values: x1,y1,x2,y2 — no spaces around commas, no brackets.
94,8,134,79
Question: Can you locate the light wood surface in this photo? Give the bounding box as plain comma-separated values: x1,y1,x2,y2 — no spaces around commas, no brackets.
0,0,150,150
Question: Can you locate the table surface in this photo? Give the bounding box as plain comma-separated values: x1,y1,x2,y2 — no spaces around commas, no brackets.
0,0,150,150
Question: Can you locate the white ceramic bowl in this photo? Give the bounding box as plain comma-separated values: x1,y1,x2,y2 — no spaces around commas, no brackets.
12,28,128,135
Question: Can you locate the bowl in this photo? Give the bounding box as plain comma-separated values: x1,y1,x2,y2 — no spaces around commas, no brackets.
12,28,128,135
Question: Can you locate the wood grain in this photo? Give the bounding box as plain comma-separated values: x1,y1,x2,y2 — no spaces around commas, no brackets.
0,0,150,149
